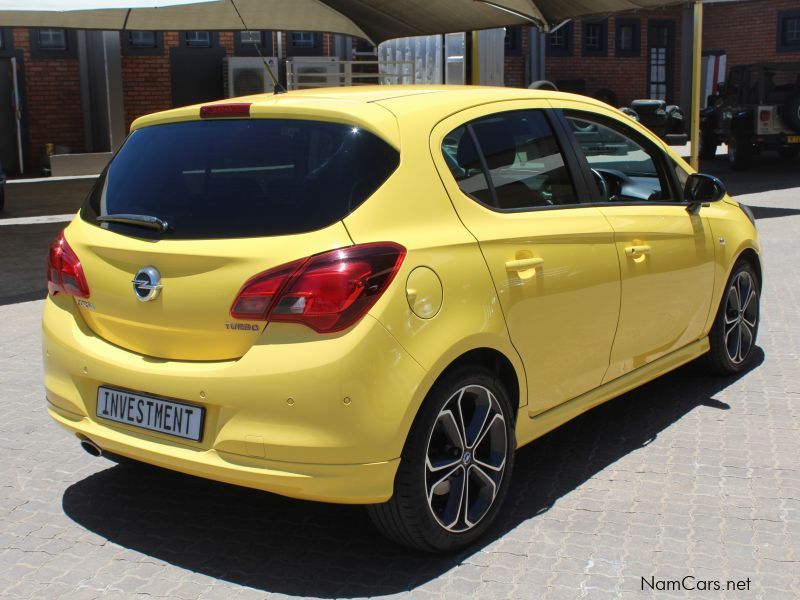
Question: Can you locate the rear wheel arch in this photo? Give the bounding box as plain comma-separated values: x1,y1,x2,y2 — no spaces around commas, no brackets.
433,348,521,418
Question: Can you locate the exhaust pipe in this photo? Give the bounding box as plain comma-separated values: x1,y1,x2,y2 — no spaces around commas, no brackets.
80,439,103,457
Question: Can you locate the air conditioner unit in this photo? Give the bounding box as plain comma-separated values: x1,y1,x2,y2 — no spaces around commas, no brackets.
226,56,279,97
286,56,340,90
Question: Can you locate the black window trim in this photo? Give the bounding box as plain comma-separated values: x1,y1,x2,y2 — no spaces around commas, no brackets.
233,30,274,56
81,118,401,240
444,108,595,215
546,21,574,57
777,10,800,53
121,30,164,56
554,108,686,207
615,18,641,58
28,28,77,59
0,27,14,58
582,18,608,57
504,25,523,57
179,31,219,48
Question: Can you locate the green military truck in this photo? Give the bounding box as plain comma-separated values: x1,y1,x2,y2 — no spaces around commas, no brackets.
700,62,800,170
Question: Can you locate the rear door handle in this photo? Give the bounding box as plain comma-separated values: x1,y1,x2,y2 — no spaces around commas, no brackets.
624,245,652,256
505,257,544,271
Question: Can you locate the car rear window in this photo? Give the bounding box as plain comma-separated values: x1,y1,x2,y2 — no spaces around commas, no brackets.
82,119,399,239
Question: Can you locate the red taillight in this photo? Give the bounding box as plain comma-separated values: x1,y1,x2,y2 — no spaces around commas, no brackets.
199,103,251,119
47,231,90,298
230,243,406,333
760,110,771,123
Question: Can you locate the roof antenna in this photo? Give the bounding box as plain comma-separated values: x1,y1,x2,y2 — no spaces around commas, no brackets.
229,0,287,94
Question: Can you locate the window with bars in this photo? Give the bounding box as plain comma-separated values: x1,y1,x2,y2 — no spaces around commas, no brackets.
129,31,157,48
291,32,316,48
778,11,800,52
616,19,640,57
240,31,262,46
648,24,671,101
30,28,75,58
582,20,607,56
38,28,67,50
185,31,212,47
547,22,573,57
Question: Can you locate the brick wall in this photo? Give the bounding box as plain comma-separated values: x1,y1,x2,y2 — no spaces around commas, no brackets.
13,29,85,170
704,0,800,66
121,32,176,132
545,8,684,107
504,26,530,88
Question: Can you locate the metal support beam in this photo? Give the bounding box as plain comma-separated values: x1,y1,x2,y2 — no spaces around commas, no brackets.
690,0,703,170
471,30,480,84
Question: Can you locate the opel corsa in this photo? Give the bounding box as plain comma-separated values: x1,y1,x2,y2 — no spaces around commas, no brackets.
43,86,761,552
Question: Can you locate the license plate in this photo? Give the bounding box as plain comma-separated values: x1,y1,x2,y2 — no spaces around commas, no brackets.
789,135,800,144
96,387,204,441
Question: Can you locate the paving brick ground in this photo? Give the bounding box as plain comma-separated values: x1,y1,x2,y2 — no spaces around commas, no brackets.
1,159,799,599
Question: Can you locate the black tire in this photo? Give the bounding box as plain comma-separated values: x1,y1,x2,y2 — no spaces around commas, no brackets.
784,92,800,132
367,366,516,553
727,131,753,170
778,146,800,160
699,129,719,160
706,260,760,375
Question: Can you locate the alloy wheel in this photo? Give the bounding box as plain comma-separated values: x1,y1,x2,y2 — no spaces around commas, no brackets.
724,270,758,364
424,385,507,533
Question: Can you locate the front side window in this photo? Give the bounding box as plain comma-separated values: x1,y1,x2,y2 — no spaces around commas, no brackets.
38,28,67,50
566,114,671,202
442,110,577,210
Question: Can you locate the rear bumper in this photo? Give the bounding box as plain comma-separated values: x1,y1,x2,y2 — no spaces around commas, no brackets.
42,294,426,503
48,401,399,503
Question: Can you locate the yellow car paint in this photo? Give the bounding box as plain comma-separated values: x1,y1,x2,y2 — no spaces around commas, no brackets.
42,85,760,504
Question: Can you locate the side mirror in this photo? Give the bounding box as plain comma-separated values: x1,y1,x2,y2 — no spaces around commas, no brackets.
685,173,727,205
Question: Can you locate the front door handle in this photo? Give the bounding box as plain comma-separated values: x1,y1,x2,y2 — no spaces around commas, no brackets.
505,257,544,271
624,245,652,256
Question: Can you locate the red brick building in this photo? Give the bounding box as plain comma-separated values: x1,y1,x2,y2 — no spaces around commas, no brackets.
1,0,798,176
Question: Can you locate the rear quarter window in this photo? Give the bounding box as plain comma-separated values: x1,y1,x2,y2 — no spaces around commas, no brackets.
82,119,399,239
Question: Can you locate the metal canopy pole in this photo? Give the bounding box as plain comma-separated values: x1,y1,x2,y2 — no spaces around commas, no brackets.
690,0,703,171
11,56,24,174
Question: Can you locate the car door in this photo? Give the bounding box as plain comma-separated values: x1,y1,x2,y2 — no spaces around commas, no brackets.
431,102,621,415
559,105,715,382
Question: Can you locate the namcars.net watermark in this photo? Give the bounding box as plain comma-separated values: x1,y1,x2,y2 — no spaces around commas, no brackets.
642,576,752,592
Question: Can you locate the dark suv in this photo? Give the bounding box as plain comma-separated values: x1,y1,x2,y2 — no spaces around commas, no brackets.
700,62,800,169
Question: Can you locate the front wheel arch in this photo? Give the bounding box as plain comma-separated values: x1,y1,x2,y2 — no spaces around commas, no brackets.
736,247,762,291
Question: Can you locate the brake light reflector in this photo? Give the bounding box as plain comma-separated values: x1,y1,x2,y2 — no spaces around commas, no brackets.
47,231,90,298
230,243,406,333
230,259,305,320
199,103,251,119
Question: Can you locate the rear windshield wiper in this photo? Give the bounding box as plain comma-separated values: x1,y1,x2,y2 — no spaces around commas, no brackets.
96,214,169,232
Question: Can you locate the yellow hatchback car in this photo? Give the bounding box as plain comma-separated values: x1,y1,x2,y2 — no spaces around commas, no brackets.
43,86,761,552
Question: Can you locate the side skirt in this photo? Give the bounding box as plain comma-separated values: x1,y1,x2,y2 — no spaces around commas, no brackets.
515,337,710,448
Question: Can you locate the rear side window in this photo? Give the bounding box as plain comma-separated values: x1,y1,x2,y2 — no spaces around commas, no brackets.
442,110,577,210
82,119,399,239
